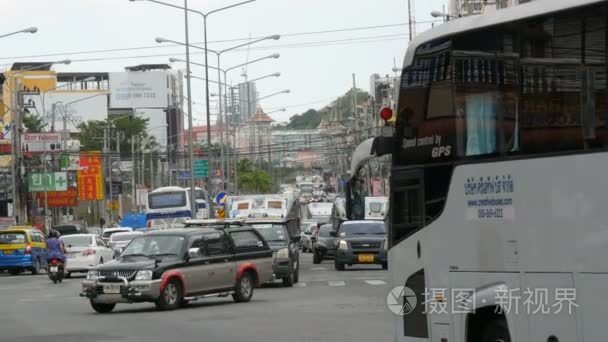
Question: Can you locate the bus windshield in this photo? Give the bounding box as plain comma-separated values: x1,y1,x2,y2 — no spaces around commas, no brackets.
148,191,186,209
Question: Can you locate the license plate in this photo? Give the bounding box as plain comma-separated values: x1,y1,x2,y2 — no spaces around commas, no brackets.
2,250,13,255
103,284,121,294
49,266,58,272
358,254,375,263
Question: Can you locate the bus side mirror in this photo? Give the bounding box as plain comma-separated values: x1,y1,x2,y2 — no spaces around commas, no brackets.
371,136,394,156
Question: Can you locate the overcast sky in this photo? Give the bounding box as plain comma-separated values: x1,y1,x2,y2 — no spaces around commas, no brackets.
2,0,447,125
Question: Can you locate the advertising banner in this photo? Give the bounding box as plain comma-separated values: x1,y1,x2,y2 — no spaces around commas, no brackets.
109,72,169,109
78,152,104,200
22,133,63,153
36,187,78,207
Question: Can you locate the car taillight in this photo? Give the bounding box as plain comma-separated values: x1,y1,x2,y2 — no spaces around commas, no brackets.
24,243,32,254
82,249,96,256
51,259,60,265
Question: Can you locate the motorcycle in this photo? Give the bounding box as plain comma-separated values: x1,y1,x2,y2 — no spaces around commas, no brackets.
47,258,65,284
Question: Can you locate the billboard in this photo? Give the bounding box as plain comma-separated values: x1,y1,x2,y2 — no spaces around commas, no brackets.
109,72,169,109
22,133,63,153
22,91,108,133
135,108,167,149
78,152,104,200
36,187,78,208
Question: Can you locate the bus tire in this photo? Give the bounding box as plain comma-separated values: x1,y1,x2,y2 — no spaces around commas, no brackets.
481,319,511,342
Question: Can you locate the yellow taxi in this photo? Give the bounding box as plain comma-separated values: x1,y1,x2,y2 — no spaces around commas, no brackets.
0,227,47,275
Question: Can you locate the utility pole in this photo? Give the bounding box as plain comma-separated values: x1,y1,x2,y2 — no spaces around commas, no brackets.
103,126,111,225
352,73,359,139
115,130,122,218
12,78,26,224
131,131,136,211
407,0,413,41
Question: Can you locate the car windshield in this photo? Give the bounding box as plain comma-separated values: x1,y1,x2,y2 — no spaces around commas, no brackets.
61,235,92,247
252,224,288,243
122,235,185,257
102,230,130,239
369,202,384,213
318,225,334,238
111,233,142,242
54,226,79,235
0,232,26,244
340,222,386,237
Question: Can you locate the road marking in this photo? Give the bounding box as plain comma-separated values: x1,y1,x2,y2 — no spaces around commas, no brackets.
365,280,387,286
309,267,327,271
294,282,307,288
328,281,346,287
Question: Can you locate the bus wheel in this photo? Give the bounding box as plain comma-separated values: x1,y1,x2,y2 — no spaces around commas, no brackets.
481,319,511,342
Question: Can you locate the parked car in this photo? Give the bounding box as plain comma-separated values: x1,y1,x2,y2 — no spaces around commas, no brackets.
312,223,337,264
61,234,115,277
333,220,388,271
0,227,47,275
246,219,301,287
300,221,317,253
53,224,88,236
108,231,144,257
101,227,133,244
81,227,274,313
87,227,103,237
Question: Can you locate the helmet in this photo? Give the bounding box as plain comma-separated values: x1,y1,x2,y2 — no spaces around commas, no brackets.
48,230,60,238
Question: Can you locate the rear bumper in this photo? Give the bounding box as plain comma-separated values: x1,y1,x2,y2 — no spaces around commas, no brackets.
81,277,162,304
335,250,387,265
314,246,336,259
0,255,34,269
65,256,97,272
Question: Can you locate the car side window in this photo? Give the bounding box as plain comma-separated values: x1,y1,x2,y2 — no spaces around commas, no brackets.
30,233,41,243
189,235,205,258
230,231,265,252
204,233,230,256
96,237,105,247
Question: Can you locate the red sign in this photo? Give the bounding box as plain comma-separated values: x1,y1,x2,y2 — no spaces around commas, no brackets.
78,152,104,201
37,187,78,207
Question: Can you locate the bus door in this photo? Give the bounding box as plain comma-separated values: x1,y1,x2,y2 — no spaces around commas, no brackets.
390,168,425,248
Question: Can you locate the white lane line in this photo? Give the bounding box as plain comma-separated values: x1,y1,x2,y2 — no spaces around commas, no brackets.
364,280,387,286
293,282,307,288
309,267,327,271
328,281,346,287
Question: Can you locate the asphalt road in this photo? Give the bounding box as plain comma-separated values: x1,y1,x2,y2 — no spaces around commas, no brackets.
0,253,393,342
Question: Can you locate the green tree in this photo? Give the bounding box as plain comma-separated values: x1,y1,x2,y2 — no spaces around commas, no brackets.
236,159,273,194
76,116,151,152
284,109,322,129
23,112,44,133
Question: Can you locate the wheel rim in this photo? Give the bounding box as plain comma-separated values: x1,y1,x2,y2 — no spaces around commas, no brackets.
164,283,178,305
240,277,252,298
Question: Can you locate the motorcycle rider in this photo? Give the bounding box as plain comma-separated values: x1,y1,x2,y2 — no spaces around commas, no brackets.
46,230,66,266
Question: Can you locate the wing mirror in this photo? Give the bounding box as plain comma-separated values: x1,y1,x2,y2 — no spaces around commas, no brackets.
187,248,201,259
329,231,337,237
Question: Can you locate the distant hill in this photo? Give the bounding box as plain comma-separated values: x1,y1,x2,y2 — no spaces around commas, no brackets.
283,109,322,129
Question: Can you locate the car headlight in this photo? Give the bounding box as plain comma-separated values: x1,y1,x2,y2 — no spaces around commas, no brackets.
135,270,153,281
86,270,99,280
338,240,349,251
276,248,289,259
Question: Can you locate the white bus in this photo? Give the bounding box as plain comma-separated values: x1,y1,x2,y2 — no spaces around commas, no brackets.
387,1,608,341
145,186,192,228
364,197,388,221
306,202,333,224
184,187,209,219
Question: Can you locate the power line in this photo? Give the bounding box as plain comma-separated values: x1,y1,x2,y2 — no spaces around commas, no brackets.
0,20,441,62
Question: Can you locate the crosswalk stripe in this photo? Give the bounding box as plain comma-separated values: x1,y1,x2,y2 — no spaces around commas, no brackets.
328,281,346,287
364,280,387,285
294,282,307,288
309,267,327,271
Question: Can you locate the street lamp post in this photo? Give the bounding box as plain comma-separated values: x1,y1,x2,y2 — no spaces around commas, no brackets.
0,27,38,39
168,53,280,191
132,0,256,216
7,59,71,225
